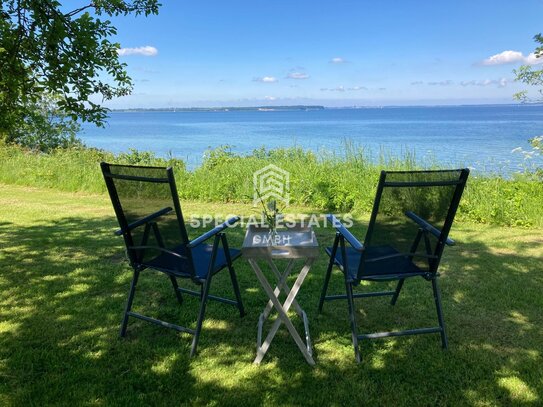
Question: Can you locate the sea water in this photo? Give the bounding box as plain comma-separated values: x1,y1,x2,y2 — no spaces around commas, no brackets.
80,104,543,175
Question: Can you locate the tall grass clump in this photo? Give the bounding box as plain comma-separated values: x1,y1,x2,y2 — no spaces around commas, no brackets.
459,174,543,227
0,142,541,227
183,143,426,213
0,143,186,194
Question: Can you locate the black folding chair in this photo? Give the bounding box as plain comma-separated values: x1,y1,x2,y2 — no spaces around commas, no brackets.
318,169,469,362
101,162,245,356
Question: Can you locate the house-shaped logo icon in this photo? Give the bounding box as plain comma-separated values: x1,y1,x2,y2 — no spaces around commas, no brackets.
253,164,290,206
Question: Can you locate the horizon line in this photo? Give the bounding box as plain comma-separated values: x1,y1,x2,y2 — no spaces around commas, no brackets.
109,102,543,111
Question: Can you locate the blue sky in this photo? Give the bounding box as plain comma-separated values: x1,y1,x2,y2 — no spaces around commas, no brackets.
102,0,543,107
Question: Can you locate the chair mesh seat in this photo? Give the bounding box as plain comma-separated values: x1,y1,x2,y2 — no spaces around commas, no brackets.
145,245,242,281
325,246,426,282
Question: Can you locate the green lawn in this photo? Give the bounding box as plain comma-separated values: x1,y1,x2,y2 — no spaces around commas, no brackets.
0,183,542,406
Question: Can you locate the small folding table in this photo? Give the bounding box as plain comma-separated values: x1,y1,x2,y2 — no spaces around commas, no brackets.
242,225,319,365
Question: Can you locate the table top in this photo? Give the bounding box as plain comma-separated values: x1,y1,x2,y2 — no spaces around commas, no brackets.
241,224,319,259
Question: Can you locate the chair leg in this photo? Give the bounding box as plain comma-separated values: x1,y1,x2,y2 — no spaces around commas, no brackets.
431,278,448,349
345,280,361,363
318,255,336,313
120,269,140,337
228,265,245,317
390,279,405,305
221,234,245,317
169,275,183,305
190,274,213,357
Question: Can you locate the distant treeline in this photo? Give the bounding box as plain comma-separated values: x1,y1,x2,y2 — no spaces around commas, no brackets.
111,105,325,112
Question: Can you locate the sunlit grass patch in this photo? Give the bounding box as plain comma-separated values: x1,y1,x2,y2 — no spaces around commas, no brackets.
498,375,539,403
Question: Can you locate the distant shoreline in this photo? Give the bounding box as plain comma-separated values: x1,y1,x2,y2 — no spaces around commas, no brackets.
110,105,325,112
110,103,543,113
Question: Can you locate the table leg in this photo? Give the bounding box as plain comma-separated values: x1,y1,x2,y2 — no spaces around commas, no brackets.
266,259,304,317
249,258,315,365
262,259,296,319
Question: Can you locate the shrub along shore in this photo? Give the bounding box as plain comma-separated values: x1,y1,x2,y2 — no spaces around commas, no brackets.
0,143,541,227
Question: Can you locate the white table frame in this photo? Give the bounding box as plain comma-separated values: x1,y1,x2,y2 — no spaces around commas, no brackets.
242,226,318,366
249,258,315,365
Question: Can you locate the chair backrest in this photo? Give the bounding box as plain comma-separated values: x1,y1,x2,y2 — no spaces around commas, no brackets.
361,169,469,276
101,162,190,269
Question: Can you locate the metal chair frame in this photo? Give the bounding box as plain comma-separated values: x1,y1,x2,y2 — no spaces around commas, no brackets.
318,169,469,362
101,162,245,356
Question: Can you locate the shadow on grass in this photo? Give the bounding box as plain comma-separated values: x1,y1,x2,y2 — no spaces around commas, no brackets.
0,217,541,405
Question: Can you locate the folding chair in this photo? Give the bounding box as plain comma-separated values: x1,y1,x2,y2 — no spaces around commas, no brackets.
318,169,469,362
101,162,245,356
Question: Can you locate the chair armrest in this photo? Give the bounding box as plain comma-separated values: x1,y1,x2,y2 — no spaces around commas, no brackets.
187,216,240,248
115,207,173,236
128,245,189,260
327,214,364,252
405,211,455,246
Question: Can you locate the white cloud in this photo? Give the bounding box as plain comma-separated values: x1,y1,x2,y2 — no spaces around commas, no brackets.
264,96,277,101
524,52,543,65
320,85,366,92
411,81,424,85
460,78,508,87
330,57,347,64
481,50,543,66
286,72,310,79
321,86,345,92
253,76,278,83
482,50,524,65
118,46,158,57
427,80,454,86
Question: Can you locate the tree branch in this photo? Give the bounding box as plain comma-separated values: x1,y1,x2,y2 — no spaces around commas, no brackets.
65,3,95,17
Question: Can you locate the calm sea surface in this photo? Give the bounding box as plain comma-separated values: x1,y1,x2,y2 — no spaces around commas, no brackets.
80,105,543,174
